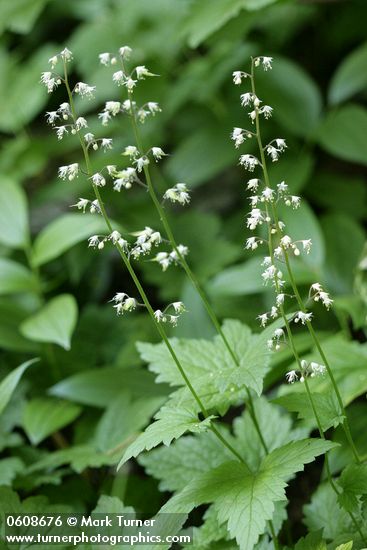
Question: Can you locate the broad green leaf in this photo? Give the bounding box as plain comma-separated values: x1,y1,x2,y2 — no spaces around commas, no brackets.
209,256,316,297
119,407,214,467
49,366,168,408
23,398,82,445
32,214,108,266
0,258,36,295
273,391,344,432
316,105,367,166
92,495,134,515
0,457,24,486
256,57,322,137
28,444,117,473
0,358,38,415
0,178,28,248
329,41,367,104
321,214,365,294
20,294,78,350
303,483,352,540
183,0,278,48
95,393,164,453
163,439,335,550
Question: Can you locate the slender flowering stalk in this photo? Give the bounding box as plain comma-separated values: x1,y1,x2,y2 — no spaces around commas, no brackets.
234,55,366,543
40,48,264,485
99,47,274,461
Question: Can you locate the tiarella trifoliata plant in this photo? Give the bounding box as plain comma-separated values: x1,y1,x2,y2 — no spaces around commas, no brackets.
41,47,366,549
234,55,367,543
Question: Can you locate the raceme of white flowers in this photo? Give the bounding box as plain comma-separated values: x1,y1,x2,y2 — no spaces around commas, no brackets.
41,46,192,327
232,56,333,385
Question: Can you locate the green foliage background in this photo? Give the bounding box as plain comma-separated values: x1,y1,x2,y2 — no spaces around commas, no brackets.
1,0,367,548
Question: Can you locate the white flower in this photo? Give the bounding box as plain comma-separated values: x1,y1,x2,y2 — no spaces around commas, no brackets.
89,199,101,214
310,362,326,376
262,265,277,283
41,72,59,93
232,71,247,85
45,111,59,124
58,102,71,118
172,302,186,314
239,154,259,171
274,328,284,339
88,235,100,248
266,145,279,162
119,46,132,59
48,55,58,69
84,132,95,144
75,117,88,130
121,99,136,112
123,145,139,158
113,167,137,191
276,293,285,306
163,184,190,205
231,127,245,148
58,163,79,181
101,138,113,151
275,138,287,151
151,147,166,161
74,82,96,99
240,93,253,107
134,156,150,172
169,315,179,326
99,52,111,66
257,313,268,327
270,306,278,318
294,311,313,325
55,126,68,140
109,230,121,244
301,239,312,254
71,198,89,212
135,65,155,79
154,310,165,322
114,296,137,315
245,237,259,251
246,208,264,231
113,70,125,85
153,252,171,271
286,370,298,384
311,283,322,292
259,105,273,119
60,48,73,61
262,187,274,201
255,56,273,70
247,178,260,191
105,101,122,115
280,235,292,248
91,173,106,187
147,102,161,114
277,181,288,193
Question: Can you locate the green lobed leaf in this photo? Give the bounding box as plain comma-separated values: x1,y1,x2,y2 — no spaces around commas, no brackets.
118,406,215,468
329,41,367,104
0,178,29,248
316,105,367,166
294,531,326,550
31,213,109,266
163,439,335,550
0,457,24,486
28,444,117,474
0,358,38,415
338,463,367,513
22,398,82,445
20,294,78,350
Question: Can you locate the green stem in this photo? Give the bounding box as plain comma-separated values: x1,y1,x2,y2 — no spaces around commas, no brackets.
249,60,361,465
125,87,270,455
